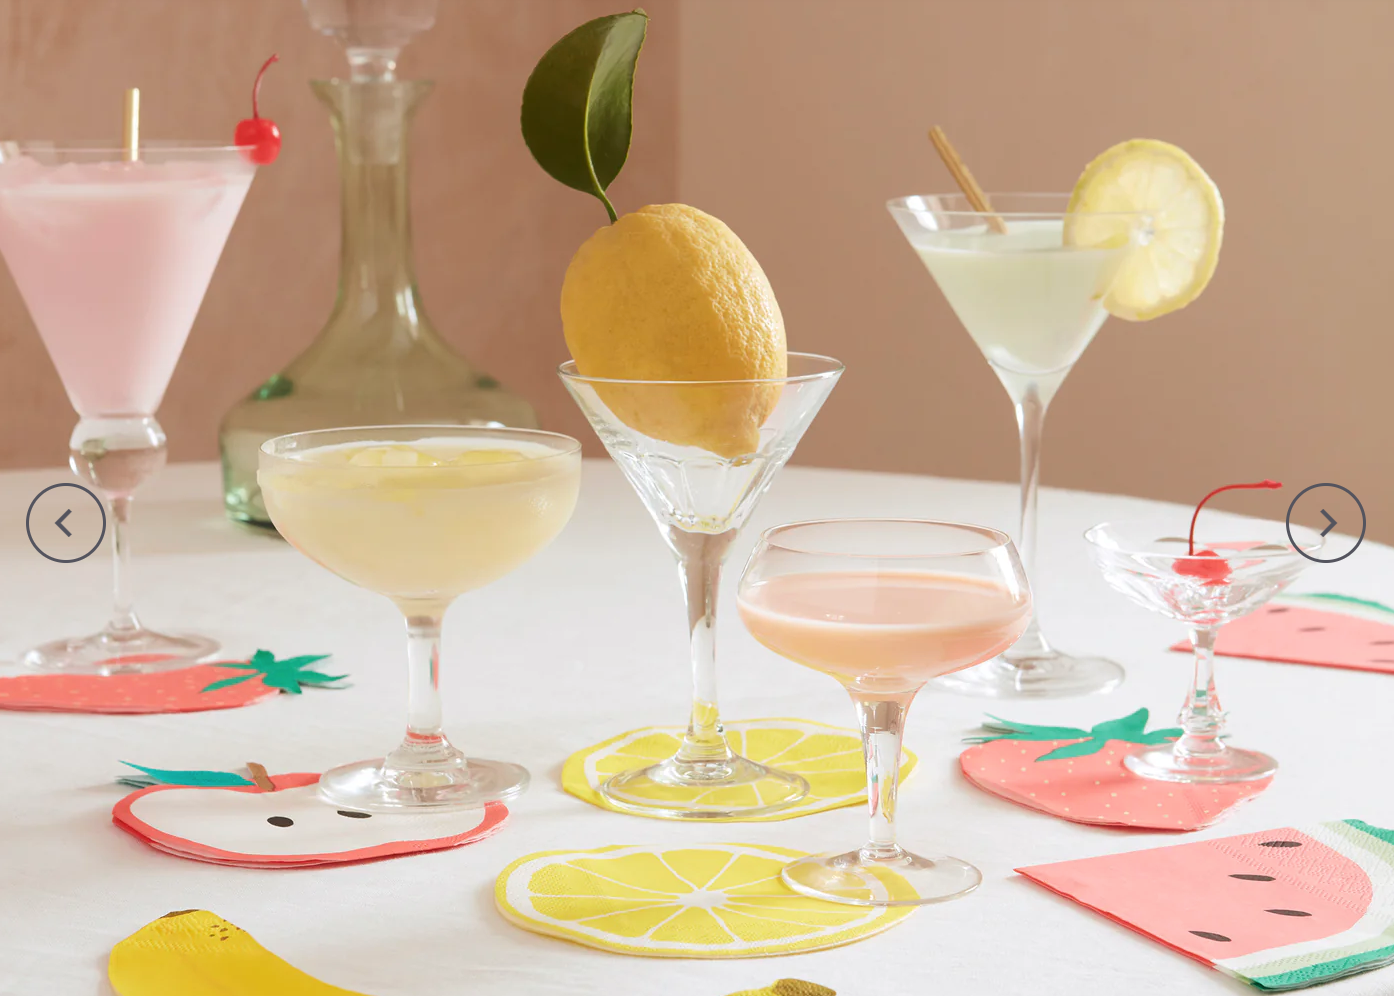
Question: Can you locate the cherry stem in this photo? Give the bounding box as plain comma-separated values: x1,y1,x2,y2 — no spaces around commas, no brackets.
1187,480,1282,555
251,53,279,120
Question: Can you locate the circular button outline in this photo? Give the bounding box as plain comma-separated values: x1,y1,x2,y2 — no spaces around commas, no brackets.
1286,483,1365,564
26,482,106,564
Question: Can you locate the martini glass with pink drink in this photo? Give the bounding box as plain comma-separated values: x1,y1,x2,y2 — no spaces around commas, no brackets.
0,141,256,672
738,518,1032,906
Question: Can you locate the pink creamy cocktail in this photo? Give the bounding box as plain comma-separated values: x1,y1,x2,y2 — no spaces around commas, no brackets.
739,571,1030,702
0,142,257,673
738,519,1032,907
0,156,251,416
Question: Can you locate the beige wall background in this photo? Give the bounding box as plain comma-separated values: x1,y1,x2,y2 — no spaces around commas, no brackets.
680,0,1393,539
0,1,1388,540
0,0,678,465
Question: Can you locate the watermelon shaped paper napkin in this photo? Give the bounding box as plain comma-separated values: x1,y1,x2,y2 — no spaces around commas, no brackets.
960,709,1270,831
1018,820,1394,990
1170,593,1394,676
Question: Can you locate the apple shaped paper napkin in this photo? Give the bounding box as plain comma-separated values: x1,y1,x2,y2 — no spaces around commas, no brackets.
0,650,343,714
1171,593,1394,675
113,765,506,868
1018,820,1394,990
960,709,1271,831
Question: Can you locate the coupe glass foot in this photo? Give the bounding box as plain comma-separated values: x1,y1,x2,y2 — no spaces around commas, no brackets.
782,848,981,907
21,629,218,674
317,756,529,812
1125,744,1276,784
934,650,1123,698
599,755,809,820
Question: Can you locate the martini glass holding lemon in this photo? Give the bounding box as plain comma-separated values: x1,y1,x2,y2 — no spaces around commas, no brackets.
559,206,842,820
888,137,1226,698
259,425,581,811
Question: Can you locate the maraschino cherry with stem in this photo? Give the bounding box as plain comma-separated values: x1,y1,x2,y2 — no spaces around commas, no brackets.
1173,479,1282,583
235,54,281,165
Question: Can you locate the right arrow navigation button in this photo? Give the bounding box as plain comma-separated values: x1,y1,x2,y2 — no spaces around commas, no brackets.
1286,483,1365,564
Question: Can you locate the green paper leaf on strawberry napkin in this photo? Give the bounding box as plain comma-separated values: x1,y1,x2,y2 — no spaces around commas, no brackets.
202,650,346,695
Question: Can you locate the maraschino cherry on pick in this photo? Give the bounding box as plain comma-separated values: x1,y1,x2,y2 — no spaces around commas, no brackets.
235,54,281,165
1173,479,1283,584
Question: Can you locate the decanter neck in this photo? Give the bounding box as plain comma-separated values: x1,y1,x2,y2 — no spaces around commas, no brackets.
313,79,432,313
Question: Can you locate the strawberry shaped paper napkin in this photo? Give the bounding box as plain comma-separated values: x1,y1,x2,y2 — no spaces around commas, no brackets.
1172,593,1394,676
0,650,342,714
960,709,1271,830
1018,820,1394,990
113,764,506,867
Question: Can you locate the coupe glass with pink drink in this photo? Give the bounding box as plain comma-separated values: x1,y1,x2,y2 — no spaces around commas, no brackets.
738,518,1032,906
0,142,255,672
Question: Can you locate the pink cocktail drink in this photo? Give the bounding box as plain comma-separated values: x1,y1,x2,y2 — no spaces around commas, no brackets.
0,157,251,416
0,142,257,673
739,570,1031,701
738,519,1032,907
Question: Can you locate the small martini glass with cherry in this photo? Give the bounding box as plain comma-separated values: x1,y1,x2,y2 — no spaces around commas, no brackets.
1085,482,1324,784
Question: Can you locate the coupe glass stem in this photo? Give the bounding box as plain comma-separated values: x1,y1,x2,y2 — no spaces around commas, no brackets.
106,495,140,637
384,607,464,771
667,527,737,767
856,696,909,861
1176,626,1225,759
1006,384,1052,661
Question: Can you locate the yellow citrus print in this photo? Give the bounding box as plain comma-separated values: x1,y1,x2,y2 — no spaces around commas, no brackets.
561,718,918,822
495,843,916,958
108,910,365,996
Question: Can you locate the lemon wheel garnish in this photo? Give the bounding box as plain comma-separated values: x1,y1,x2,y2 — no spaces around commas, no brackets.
1064,139,1224,321
561,718,919,822
495,843,917,957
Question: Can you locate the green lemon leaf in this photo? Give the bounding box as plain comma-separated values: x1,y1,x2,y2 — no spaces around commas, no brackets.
521,9,648,223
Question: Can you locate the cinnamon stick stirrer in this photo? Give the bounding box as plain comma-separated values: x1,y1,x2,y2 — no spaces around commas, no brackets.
928,126,1007,234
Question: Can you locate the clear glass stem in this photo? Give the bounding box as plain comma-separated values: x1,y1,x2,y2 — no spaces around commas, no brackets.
856,695,909,861
1007,384,1052,661
665,527,737,767
384,607,464,772
1176,626,1225,758
106,495,141,636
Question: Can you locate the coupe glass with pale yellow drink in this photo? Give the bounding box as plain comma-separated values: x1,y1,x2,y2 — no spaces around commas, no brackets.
259,425,581,811
887,134,1227,698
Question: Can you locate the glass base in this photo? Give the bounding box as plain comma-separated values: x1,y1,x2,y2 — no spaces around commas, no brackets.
934,650,1124,699
599,755,809,820
1124,743,1277,784
782,848,982,907
317,756,529,813
21,629,219,674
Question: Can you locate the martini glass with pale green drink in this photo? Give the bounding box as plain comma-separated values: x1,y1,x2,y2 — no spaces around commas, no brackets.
888,133,1226,697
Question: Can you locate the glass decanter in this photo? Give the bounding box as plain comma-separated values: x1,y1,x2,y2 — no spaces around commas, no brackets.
219,0,537,529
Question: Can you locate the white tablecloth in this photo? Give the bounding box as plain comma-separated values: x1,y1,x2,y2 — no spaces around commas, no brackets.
0,460,1389,996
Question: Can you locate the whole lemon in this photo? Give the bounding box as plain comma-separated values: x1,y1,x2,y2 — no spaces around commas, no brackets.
561,204,787,458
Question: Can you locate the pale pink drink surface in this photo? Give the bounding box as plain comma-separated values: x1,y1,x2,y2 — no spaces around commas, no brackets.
0,158,253,416
739,570,1031,699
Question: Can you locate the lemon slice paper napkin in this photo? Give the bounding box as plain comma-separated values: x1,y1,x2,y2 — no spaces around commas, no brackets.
562,718,917,822
496,843,915,958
